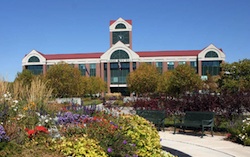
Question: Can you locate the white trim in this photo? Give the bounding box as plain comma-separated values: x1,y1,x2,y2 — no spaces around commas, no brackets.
138,56,197,62
100,41,139,62
110,84,127,87
198,44,226,61
109,17,132,31
22,50,46,66
46,59,101,65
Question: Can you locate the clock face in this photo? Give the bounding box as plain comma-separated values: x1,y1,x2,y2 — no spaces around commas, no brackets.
112,31,129,44
118,34,123,40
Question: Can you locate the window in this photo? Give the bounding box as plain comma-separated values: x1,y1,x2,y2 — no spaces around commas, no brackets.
79,64,86,76
110,62,130,84
110,50,129,59
90,64,96,76
28,56,40,62
168,62,174,70
178,61,186,65
133,62,136,70
202,61,221,76
205,51,218,58
26,65,43,75
115,23,126,29
190,61,197,73
112,31,129,44
47,65,52,71
104,63,107,82
156,62,163,73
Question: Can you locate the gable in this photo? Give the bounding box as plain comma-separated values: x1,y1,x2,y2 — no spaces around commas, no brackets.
198,44,225,61
100,41,139,62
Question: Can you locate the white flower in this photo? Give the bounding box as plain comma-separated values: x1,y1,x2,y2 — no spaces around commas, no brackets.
45,119,49,123
54,117,59,122
36,112,40,116
18,114,25,118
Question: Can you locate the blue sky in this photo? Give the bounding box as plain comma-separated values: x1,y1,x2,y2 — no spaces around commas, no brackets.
0,0,250,81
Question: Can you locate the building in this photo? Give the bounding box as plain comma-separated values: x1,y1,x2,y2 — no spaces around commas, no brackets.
22,17,225,95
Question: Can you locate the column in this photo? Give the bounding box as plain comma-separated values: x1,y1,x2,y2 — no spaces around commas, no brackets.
107,62,111,93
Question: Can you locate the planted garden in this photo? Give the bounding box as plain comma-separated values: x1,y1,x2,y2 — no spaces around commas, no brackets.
0,78,174,157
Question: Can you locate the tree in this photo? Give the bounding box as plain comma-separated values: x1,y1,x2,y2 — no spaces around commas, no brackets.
157,71,173,95
167,64,202,96
14,69,35,87
127,63,160,96
83,76,107,96
203,74,220,93
45,62,83,97
218,59,250,92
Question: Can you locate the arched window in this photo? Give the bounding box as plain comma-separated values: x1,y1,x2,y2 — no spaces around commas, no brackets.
205,51,218,58
28,56,40,62
115,23,126,29
110,50,129,59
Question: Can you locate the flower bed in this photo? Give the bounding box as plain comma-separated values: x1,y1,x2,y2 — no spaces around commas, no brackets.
0,91,175,156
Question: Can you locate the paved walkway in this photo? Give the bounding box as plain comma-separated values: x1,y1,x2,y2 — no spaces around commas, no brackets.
159,131,250,157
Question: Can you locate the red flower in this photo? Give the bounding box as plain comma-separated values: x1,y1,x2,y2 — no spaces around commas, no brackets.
35,126,49,134
25,126,49,138
25,128,36,138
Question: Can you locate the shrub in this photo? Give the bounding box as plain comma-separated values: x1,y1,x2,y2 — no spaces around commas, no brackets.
84,113,137,157
119,115,162,157
238,117,250,145
51,136,108,157
227,116,250,146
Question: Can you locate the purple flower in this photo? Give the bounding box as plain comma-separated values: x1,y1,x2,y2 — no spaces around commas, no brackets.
123,140,127,144
0,125,9,142
107,147,112,153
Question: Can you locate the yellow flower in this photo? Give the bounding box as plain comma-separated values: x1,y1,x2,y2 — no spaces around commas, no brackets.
23,107,28,111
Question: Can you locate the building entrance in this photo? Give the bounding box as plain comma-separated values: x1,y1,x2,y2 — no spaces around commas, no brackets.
110,87,129,96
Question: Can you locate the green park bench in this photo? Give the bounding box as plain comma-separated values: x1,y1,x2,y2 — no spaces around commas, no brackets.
136,109,166,131
174,111,215,138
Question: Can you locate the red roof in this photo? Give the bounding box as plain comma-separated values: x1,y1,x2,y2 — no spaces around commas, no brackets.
35,50,201,60
110,19,132,26
136,50,201,57
43,53,103,60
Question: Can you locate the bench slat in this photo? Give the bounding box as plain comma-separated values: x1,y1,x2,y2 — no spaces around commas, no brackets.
174,111,215,138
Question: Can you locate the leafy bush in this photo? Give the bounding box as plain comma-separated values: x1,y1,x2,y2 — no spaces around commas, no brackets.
237,117,250,145
226,116,250,146
84,113,137,157
51,136,108,157
119,115,162,157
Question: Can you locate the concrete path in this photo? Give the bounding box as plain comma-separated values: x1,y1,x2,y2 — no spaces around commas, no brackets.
159,131,250,157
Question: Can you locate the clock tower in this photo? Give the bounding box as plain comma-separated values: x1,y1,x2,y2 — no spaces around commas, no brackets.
109,18,132,49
